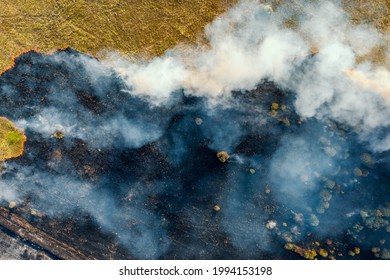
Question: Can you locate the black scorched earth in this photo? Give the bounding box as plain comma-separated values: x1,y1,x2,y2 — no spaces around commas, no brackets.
0,49,389,259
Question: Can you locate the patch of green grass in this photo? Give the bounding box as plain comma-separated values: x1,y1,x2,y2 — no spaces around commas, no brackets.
0,117,26,161
6,130,23,145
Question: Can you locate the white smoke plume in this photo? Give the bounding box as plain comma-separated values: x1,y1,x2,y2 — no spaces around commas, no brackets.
106,0,390,151
105,0,308,103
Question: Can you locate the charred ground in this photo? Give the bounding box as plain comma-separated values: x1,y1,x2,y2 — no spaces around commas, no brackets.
0,49,389,259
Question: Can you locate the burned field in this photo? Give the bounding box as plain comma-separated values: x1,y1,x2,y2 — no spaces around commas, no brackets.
0,48,389,260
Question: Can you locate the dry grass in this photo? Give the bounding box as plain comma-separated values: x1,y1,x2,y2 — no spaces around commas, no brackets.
0,0,238,70
341,0,390,66
1,0,388,70
343,0,390,31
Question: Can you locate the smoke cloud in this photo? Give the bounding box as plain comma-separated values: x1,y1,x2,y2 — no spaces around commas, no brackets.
0,0,390,259
108,0,390,150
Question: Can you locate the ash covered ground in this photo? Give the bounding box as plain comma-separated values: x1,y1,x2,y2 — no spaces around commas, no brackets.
0,1,390,260
0,48,388,260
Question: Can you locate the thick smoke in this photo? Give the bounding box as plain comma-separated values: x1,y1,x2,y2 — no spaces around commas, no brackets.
0,0,390,259
108,0,390,151
105,0,308,103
